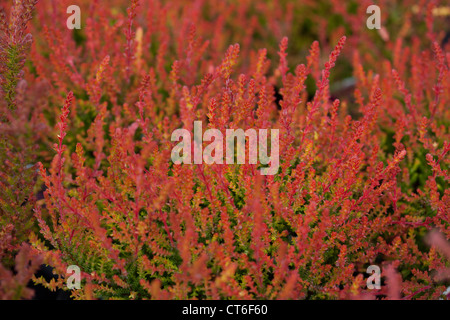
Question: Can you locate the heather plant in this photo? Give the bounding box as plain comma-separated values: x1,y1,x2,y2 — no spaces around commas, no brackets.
0,0,42,299
0,0,449,300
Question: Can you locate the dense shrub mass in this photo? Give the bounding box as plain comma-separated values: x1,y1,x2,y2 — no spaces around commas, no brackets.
0,0,449,300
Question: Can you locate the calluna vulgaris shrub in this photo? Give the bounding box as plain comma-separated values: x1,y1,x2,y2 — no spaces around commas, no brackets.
0,0,449,300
